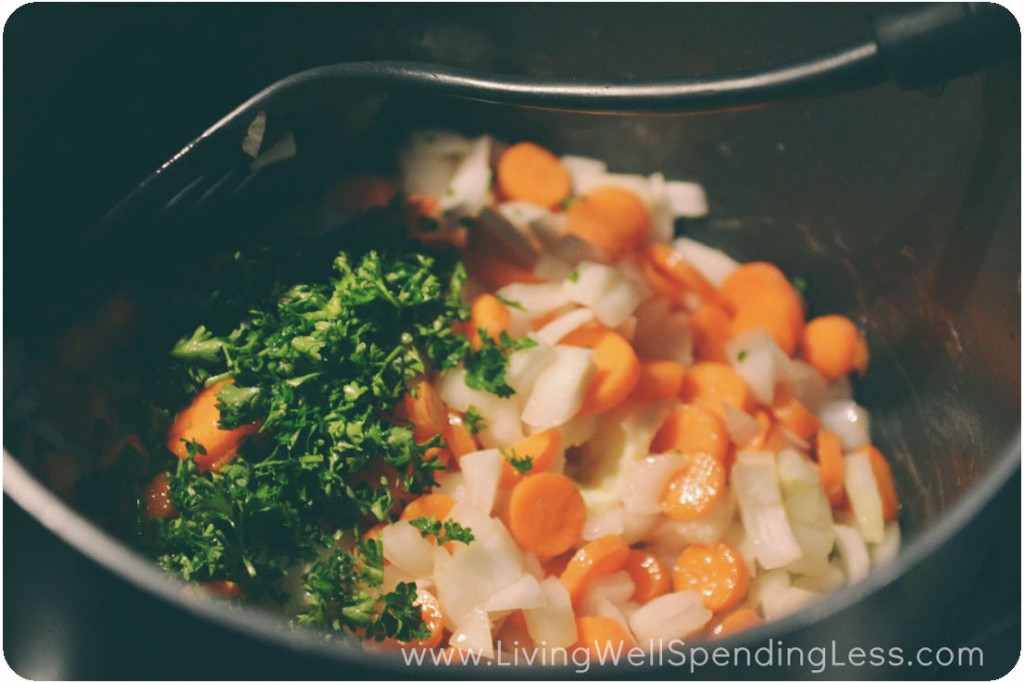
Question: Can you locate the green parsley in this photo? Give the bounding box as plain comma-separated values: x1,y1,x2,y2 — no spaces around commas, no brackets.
791,276,808,295
559,195,581,210
463,331,537,398
737,350,749,362
567,270,580,283
494,294,525,311
501,447,533,475
462,406,486,435
408,516,475,546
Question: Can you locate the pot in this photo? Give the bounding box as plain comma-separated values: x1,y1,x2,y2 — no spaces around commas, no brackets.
4,5,1019,679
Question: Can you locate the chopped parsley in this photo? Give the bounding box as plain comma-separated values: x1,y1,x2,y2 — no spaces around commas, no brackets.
559,195,581,210
409,516,475,546
501,447,533,475
791,276,808,295
567,270,580,283
462,331,537,398
462,406,486,435
494,294,525,311
736,350,749,362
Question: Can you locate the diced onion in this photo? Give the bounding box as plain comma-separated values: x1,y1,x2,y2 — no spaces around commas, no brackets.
524,577,577,649
459,449,503,514
843,452,885,544
629,591,711,643
833,523,871,583
521,346,594,429
619,454,686,515
671,237,737,286
535,307,595,346
820,400,872,451
381,521,436,578
731,451,804,570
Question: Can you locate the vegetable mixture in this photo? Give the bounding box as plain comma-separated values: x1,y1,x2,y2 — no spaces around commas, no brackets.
118,132,901,656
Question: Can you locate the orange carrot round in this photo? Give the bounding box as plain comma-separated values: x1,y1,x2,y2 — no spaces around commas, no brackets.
560,534,632,603
143,472,175,520
815,430,847,507
638,255,686,307
201,580,245,600
166,380,260,471
496,142,572,209
691,303,733,363
500,428,563,487
730,293,804,357
770,390,821,443
672,542,749,614
397,380,448,443
660,452,726,521
622,550,669,604
711,607,763,638
645,243,723,308
468,293,511,350
444,412,480,460
651,403,729,462
719,262,793,313
562,325,641,416
565,186,650,255
799,315,865,380
507,472,586,557
630,360,687,403
400,493,457,522
573,616,635,656
862,445,900,521
680,362,754,420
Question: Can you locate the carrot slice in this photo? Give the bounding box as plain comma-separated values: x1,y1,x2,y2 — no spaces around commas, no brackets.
565,186,650,255
500,428,563,487
166,380,260,471
730,292,804,356
444,412,480,460
651,404,729,462
638,255,686,307
622,550,669,604
468,293,511,350
201,580,245,600
690,303,733,363
862,445,900,521
496,142,572,209
559,534,632,603
397,380,448,443
400,493,456,522
672,542,749,614
680,362,754,420
645,243,723,308
561,325,641,416
143,472,175,520
630,360,686,403
745,410,787,453
815,430,846,507
711,607,763,638
573,616,635,655
407,589,446,649
719,262,792,313
660,452,726,521
323,174,397,214
770,390,820,442
800,315,866,380
507,472,586,557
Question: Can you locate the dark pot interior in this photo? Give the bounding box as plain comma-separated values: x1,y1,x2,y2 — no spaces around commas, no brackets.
4,5,1020,679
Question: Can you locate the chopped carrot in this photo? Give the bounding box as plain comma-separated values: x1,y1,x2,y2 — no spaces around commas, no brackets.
496,142,572,209
651,404,729,462
166,380,261,471
561,325,641,416
543,551,574,578
680,362,754,420
711,607,763,638
661,452,726,521
645,243,723,308
638,254,686,307
406,589,446,649
745,410,787,453
565,186,650,255
690,303,733,363
573,616,635,655
406,195,466,249
400,493,456,522
500,428,563,487
730,292,804,356
323,174,397,214
630,360,687,402
719,262,793,313
143,472,175,520
397,379,448,443
861,445,900,521
815,430,846,507
468,293,511,350
770,390,820,442
507,472,586,557
201,580,245,600
560,535,632,603
799,315,866,380
672,542,749,614
622,550,669,604
444,412,480,460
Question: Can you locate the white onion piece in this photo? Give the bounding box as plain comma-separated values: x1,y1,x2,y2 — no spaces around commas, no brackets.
561,155,608,187
731,451,804,570
558,415,599,448
439,136,492,216
476,397,526,448
820,401,872,451
521,346,594,429
586,596,635,635
843,452,885,544
435,367,479,413
671,237,737,286
724,403,761,446
381,521,436,579
381,562,416,593
726,329,786,406
584,571,636,609
751,569,790,612
399,150,460,198
623,512,661,544
505,339,558,397
592,278,644,329
497,201,551,233
777,448,835,575
535,307,595,346
447,501,494,538
765,587,823,621
449,606,494,658
533,253,575,282
778,359,828,413
793,562,847,593
522,553,545,579
632,299,693,364
653,493,735,548
871,521,902,567
629,591,711,643
434,520,524,627
495,282,570,320
722,522,759,577
433,471,468,504
833,523,871,583
562,261,620,309
459,449,503,514
483,573,547,613
524,577,577,649
823,376,854,403
583,505,626,541
665,181,710,219
620,454,686,515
